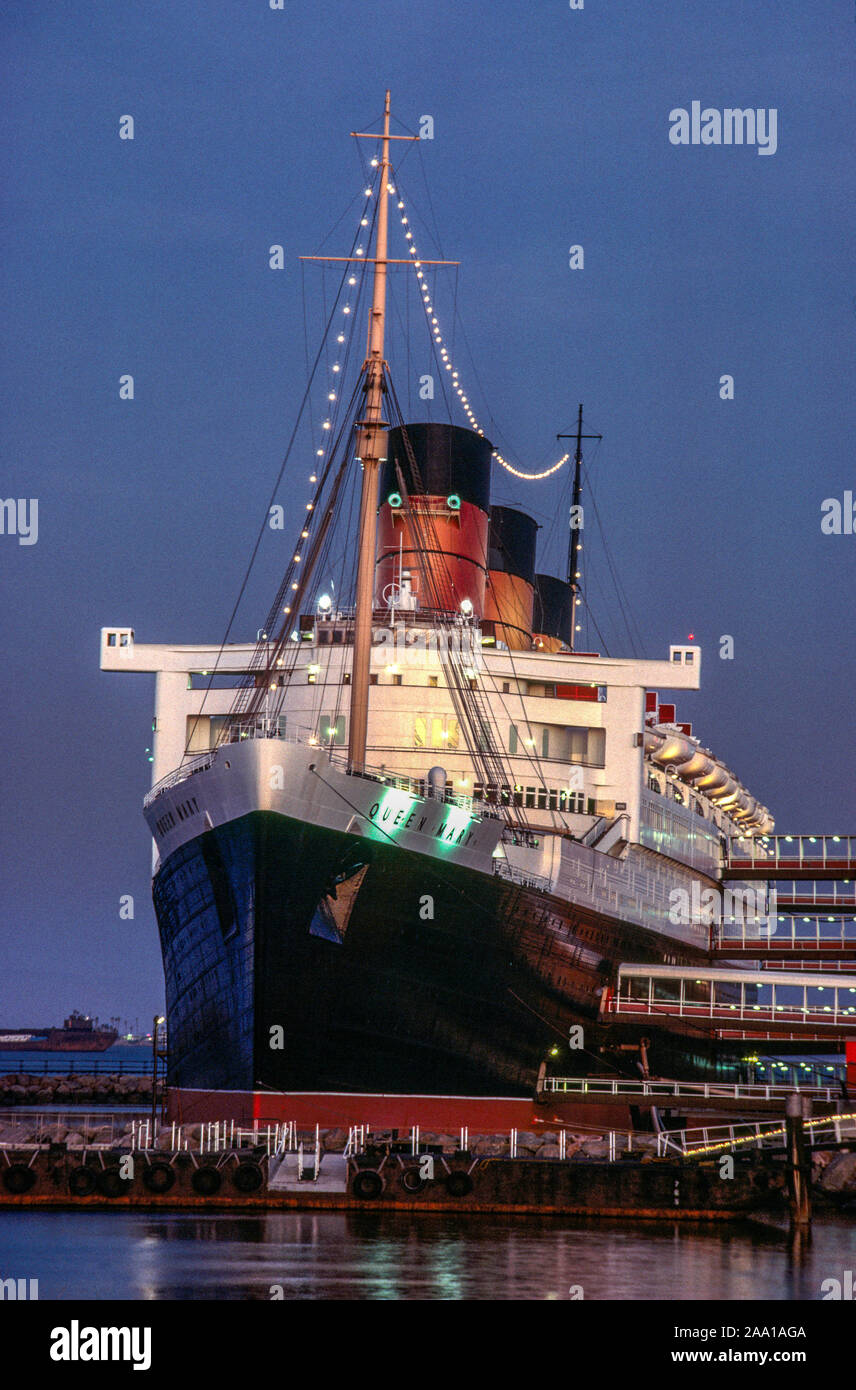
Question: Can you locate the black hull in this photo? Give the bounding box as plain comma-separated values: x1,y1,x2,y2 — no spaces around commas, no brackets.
152,811,722,1097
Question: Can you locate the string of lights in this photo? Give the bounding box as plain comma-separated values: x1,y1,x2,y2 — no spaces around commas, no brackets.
393,182,570,482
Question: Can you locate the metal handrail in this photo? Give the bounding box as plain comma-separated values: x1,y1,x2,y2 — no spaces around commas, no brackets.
544,1077,842,1101
492,860,552,892
656,1111,856,1158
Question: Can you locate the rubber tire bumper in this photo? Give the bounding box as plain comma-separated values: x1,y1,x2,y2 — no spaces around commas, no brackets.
96,1168,127,1198
191,1166,222,1196
142,1162,176,1194
399,1167,426,1195
352,1169,384,1200
445,1170,474,1198
232,1162,263,1194
2,1164,36,1195
68,1167,97,1197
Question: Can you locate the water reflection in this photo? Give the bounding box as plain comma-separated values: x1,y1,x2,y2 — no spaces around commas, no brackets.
1,1210,854,1300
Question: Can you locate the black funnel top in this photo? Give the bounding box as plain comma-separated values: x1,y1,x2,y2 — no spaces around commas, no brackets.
382,422,493,513
533,573,572,645
488,506,537,586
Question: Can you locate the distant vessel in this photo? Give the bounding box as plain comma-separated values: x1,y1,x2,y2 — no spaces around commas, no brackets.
0,1013,118,1052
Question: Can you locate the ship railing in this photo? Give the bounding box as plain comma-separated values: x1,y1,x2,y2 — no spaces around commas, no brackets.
543,1077,844,1103
656,1111,856,1159
144,721,493,819
492,859,552,893
143,751,218,808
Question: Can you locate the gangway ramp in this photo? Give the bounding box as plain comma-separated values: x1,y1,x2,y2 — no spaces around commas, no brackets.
607,963,856,1040
711,914,856,960
726,834,856,880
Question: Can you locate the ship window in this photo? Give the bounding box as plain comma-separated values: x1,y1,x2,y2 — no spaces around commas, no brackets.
502,682,510,694
392,674,403,686
548,789,558,810
587,728,606,768
684,650,694,664
648,775,662,794
307,673,316,684
508,724,518,754
343,672,351,685
447,718,460,750
428,675,439,688
525,787,536,809
537,787,547,809
541,729,550,758
107,633,117,646
414,717,426,748
369,673,378,685
673,650,682,663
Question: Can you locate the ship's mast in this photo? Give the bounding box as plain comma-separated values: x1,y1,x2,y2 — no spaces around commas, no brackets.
558,404,601,655
348,92,393,772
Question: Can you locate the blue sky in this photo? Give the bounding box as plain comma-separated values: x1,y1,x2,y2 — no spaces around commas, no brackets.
1,0,854,1021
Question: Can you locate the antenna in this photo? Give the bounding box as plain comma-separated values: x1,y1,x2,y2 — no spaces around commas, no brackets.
557,404,601,654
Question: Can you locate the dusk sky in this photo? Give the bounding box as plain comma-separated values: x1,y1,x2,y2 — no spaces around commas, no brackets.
1,0,854,1024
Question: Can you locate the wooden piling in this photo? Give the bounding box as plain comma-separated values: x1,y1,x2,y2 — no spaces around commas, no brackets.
785,1093,812,1227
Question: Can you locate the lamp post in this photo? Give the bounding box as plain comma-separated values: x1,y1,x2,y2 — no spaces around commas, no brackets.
151,1015,164,1138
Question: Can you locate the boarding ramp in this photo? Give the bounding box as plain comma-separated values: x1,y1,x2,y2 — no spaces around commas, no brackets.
726,834,856,879
607,963,856,1040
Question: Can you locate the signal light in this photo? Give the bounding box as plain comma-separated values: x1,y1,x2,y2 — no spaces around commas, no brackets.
446,493,461,511
387,492,402,508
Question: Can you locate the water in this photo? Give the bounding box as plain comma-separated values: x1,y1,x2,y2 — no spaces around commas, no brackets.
1,1210,853,1300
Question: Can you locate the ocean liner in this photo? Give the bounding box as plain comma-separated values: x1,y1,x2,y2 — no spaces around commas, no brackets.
102,94,775,1120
